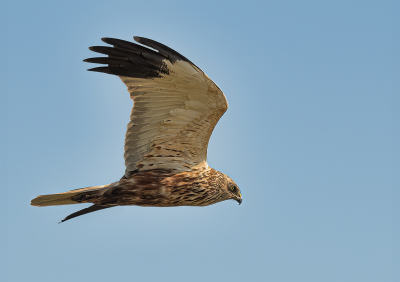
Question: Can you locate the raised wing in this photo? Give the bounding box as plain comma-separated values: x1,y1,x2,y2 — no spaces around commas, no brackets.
84,37,228,178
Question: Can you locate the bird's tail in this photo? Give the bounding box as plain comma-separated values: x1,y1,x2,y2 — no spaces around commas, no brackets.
30,184,111,207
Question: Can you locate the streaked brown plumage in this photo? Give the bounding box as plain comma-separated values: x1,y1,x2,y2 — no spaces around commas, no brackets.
30,36,242,222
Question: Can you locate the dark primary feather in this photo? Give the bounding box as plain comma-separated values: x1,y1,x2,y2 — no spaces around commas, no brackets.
102,37,155,55
60,205,112,223
87,66,159,79
84,57,129,65
88,46,132,57
133,36,195,65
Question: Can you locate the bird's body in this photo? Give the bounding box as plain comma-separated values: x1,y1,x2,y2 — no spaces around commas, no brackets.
31,36,241,222
74,164,232,207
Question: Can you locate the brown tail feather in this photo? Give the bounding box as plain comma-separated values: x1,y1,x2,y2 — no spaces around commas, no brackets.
30,184,110,207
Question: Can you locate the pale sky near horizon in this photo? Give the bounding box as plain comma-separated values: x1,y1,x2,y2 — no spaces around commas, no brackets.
1,1,399,282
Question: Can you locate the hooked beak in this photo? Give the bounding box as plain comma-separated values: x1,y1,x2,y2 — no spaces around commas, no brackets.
236,198,242,205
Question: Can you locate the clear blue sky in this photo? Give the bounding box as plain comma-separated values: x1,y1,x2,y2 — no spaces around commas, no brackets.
1,1,399,281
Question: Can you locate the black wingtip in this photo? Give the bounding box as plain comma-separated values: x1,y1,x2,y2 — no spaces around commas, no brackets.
84,36,201,79
59,205,113,223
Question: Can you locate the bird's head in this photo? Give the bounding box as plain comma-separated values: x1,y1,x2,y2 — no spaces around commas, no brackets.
224,175,242,205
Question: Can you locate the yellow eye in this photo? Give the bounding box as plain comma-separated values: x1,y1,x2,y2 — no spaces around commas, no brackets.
230,186,235,191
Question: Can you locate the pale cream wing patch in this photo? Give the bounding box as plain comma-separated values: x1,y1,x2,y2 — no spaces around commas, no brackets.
120,60,228,177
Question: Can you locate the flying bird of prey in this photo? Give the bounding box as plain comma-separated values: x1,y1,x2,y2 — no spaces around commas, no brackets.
31,36,242,222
